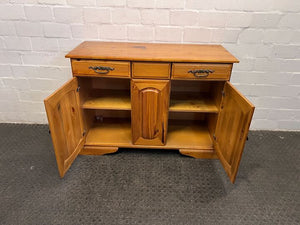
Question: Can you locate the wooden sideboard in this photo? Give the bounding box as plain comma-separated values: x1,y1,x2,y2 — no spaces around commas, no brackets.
44,42,254,183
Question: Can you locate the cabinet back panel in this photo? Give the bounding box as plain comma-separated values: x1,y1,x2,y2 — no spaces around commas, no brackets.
91,77,130,90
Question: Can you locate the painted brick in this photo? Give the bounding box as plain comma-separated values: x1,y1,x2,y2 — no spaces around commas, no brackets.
278,121,300,130
283,60,300,72
170,11,198,26
0,38,4,49
263,30,293,44
22,52,69,66
0,51,22,64
3,78,31,91
141,9,169,25
11,65,38,78
155,26,182,42
29,78,65,91
0,88,19,102
253,58,280,72
38,0,66,4
0,21,16,35
71,24,98,39
9,0,37,3
156,0,184,9
250,13,282,28
269,109,298,121
0,4,25,20
54,7,83,23
83,8,111,23
226,12,252,28
0,65,12,77
4,37,31,51
291,31,300,44
185,0,215,10
31,37,59,51
239,29,264,43
127,25,154,41
241,0,273,11
112,8,140,24
24,5,53,21
233,58,254,71
67,0,95,6
273,0,300,12
253,97,300,109
43,23,71,38
231,71,294,85
214,0,244,11
183,28,212,43
127,0,155,8
99,25,127,40
198,12,227,28
37,66,70,80
211,29,240,43
58,39,82,51
96,0,125,7
272,45,300,59
250,119,278,130
17,90,52,102
252,108,269,120
15,22,43,37
279,14,300,29
291,74,300,84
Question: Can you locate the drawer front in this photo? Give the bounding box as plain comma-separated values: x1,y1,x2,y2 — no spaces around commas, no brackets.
132,62,170,79
72,60,130,78
172,63,232,80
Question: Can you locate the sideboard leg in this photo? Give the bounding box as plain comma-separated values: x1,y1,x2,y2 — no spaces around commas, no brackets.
179,149,218,159
80,146,118,155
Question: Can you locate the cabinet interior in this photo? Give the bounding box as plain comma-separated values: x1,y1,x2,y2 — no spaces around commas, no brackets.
78,77,225,149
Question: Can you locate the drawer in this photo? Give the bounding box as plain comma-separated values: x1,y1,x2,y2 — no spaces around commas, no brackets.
132,62,170,79
71,59,130,78
172,63,232,80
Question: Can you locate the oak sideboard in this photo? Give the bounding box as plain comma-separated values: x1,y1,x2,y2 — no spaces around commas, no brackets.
44,42,254,183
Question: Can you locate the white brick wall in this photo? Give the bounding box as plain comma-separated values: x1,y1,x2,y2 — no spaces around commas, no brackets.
0,1,299,130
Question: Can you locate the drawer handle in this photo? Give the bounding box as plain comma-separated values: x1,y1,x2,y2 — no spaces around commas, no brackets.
89,66,115,74
188,69,214,77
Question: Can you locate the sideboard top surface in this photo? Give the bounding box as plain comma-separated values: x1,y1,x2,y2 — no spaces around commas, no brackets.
66,41,239,63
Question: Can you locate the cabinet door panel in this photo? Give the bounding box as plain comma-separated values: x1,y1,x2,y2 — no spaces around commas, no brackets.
131,79,170,145
215,82,254,183
44,77,84,177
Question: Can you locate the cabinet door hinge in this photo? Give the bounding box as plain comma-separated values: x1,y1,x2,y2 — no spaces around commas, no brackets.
222,90,225,97
83,130,86,137
213,134,217,141
76,86,80,92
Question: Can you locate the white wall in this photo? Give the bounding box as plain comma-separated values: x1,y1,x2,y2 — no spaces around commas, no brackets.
0,0,299,130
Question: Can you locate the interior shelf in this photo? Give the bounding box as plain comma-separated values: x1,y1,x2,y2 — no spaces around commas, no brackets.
169,93,218,113
85,119,132,146
167,120,213,149
82,90,131,110
85,119,213,150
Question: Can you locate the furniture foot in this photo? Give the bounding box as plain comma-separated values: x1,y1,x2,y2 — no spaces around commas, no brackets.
80,146,118,155
179,149,218,159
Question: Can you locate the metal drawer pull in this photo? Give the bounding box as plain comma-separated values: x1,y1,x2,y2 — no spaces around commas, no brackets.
89,66,115,74
188,69,214,77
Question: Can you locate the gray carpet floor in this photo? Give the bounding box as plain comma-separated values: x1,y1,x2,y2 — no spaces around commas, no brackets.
0,124,299,225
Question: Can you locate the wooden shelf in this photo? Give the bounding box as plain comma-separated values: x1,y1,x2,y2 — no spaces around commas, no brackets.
167,120,213,149
85,119,132,146
82,90,131,110
169,94,218,113
85,119,213,150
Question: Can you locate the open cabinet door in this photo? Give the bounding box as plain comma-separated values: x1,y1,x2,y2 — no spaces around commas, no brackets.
44,77,85,177
214,82,254,183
